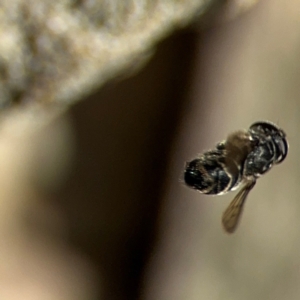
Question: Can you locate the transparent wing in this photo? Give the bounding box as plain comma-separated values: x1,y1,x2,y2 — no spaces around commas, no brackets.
222,179,256,234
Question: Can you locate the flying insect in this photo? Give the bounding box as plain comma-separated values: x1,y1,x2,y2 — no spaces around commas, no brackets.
184,121,288,233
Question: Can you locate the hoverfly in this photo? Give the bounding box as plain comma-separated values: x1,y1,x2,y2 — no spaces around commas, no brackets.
184,121,288,233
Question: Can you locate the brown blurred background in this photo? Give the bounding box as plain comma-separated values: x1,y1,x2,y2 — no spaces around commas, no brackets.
1,0,300,299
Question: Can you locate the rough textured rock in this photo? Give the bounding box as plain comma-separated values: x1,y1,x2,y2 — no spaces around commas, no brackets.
0,0,215,108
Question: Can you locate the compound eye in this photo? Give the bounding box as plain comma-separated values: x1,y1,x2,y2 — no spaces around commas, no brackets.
184,159,212,192
184,169,202,188
184,158,231,194
184,160,202,186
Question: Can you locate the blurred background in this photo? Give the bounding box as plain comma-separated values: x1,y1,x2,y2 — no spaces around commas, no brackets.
0,0,300,299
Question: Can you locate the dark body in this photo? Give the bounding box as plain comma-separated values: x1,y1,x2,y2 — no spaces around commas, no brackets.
183,121,288,233
184,121,288,195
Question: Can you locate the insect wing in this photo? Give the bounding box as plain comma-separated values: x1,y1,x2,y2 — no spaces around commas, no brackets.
222,180,256,233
